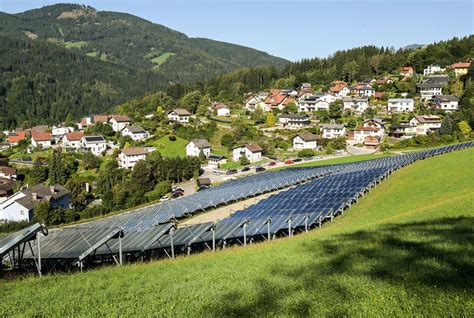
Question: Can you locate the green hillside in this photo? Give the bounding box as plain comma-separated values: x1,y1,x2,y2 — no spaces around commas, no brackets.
1,148,473,316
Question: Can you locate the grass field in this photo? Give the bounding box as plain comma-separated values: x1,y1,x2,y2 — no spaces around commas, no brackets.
151,52,176,70
63,41,88,49
146,135,188,158
1,148,473,316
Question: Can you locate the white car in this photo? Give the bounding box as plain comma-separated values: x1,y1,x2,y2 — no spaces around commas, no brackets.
212,170,221,176
315,156,323,159
160,195,170,202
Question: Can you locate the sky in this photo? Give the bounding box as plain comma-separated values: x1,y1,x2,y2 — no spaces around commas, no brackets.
1,0,473,61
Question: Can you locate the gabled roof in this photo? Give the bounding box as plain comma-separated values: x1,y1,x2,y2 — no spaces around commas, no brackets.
433,95,459,102
31,125,48,134
168,108,191,116
121,147,147,156
388,98,414,103
329,83,348,93
280,114,310,120
32,132,52,142
93,115,110,123
64,131,84,141
124,125,147,133
320,124,345,130
189,139,211,149
296,133,318,142
17,184,70,210
7,132,26,144
234,143,263,153
343,97,368,102
412,115,442,124
0,166,16,176
451,62,470,69
83,135,106,143
110,115,131,122
364,118,385,125
213,102,229,110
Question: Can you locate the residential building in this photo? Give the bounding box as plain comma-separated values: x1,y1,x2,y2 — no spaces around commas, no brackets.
232,144,263,163
329,82,350,97
93,115,110,124
363,136,381,149
388,124,417,139
451,62,471,77
293,133,318,150
167,109,191,123
387,98,415,113
278,114,311,129
118,147,148,169
320,124,346,139
207,154,227,166
109,115,131,132
400,66,414,78
78,117,93,130
62,131,84,150
298,94,336,112
264,93,288,111
409,115,442,135
0,166,17,180
6,132,26,146
300,83,312,90
0,178,15,203
186,139,211,157
81,135,107,156
31,132,52,148
213,102,230,116
0,184,70,222
431,95,459,112
417,82,443,100
52,126,73,143
343,97,369,113
375,77,394,85
245,96,267,112
121,125,149,141
423,64,445,75
31,125,48,134
354,84,375,97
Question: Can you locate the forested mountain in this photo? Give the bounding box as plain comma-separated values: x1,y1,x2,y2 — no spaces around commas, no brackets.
0,3,288,129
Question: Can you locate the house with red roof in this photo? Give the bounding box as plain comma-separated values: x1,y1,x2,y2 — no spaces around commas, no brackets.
62,131,84,150
264,93,288,110
31,132,52,148
451,62,471,77
6,132,26,146
329,82,350,98
399,66,414,79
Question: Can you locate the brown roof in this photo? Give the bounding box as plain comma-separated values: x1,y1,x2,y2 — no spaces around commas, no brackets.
17,184,70,210
65,131,84,141
93,115,110,123
0,166,17,176
413,115,441,124
121,147,148,156
110,115,131,122
32,132,52,141
190,139,211,149
31,125,48,133
297,133,318,142
213,102,229,110
169,108,191,116
451,62,470,69
245,144,263,153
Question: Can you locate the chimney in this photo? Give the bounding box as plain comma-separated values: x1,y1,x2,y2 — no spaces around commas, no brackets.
32,193,37,201
50,185,55,194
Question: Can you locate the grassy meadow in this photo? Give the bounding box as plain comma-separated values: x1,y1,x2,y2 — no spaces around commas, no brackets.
0,148,473,317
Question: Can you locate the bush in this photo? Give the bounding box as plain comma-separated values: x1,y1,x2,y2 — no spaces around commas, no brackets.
0,221,32,234
240,156,250,166
168,135,177,141
297,149,315,158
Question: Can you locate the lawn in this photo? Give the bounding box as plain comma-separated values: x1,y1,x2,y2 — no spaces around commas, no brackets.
281,152,395,169
146,135,188,158
1,148,472,316
63,41,88,49
150,52,176,70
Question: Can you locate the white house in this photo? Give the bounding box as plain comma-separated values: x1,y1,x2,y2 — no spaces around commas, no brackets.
320,124,346,139
186,139,211,158
0,166,17,180
0,184,70,222
78,116,93,130
207,154,227,166
52,126,73,143
167,108,191,123
388,124,417,139
417,82,444,100
31,132,52,149
278,114,311,129
213,102,231,116
118,147,148,169
245,96,268,112
109,115,131,132
81,135,107,156
343,97,369,113
409,115,442,135
298,94,336,112
121,125,149,141
431,95,459,112
330,83,351,97
62,131,84,150
451,62,471,77
293,133,318,150
354,84,375,97
387,98,414,113
354,119,385,142
232,144,263,163
423,65,446,75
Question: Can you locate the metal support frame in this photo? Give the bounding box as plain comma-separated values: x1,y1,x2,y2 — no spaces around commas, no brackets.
169,227,175,259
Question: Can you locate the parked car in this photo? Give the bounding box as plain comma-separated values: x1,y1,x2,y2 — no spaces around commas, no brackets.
172,186,184,192
293,158,302,163
256,166,266,172
334,150,344,156
212,170,221,176
172,191,184,198
303,156,313,161
269,161,277,166
241,167,251,172
226,169,238,175
160,195,170,202
285,160,294,165
315,155,323,159
197,185,210,191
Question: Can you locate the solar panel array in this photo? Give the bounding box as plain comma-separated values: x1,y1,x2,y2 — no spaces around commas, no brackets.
2,142,471,270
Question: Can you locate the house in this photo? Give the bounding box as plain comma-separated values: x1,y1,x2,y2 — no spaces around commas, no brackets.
353,119,385,142
417,82,444,100
0,178,15,203
431,95,459,112
109,115,131,132
81,135,107,156
213,102,230,117
0,184,70,222
93,115,110,124
258,91,270,100
329,82,351,97
278,114,311,129
354,84,375,97
388,124,417,139
375,77,393,85
264,93,288,111
387,98,414,113
374,92,384,100
342,97,369,113
245,96,267,112
118,147,148,169
293,133,318,150
121,125,149,141
52,126,73,143
186,139,211,158
320,124,346,139
298,93,336,112
409,115,442,135
232,144,263,163
62,131,84,150
423,65,446,75
31,132,52,148
197,178,212,187
6,132,26,146
167,108,191,123
400,66,414,78
301,83,312,90
207,154,227,166
451,62,471,77
78,117,93,130
363,136,380,149
0,166,17,180
31,125,48,134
